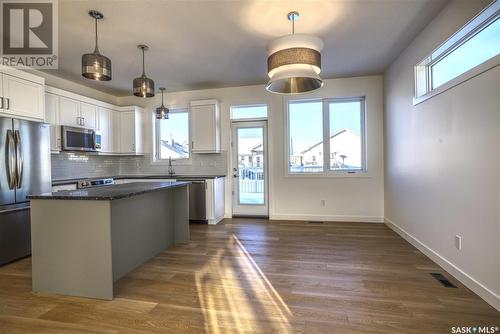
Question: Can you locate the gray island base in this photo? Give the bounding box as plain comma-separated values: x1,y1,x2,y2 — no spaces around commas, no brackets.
28,182,190,300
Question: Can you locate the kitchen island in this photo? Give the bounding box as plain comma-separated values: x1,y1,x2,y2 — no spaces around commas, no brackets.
28,182,190,300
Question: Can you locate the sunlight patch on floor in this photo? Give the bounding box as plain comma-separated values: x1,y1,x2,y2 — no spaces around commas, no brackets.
194,234,292,333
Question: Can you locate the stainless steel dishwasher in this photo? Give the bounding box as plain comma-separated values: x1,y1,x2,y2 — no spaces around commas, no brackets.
188,180,206,221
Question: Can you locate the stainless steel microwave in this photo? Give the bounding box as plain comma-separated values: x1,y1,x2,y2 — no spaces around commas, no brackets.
62,126,102,152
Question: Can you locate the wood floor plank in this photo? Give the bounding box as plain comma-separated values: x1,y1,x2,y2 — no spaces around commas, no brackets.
0,218,498,334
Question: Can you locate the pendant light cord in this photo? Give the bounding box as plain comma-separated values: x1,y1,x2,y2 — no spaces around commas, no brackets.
142,47,146,76
291,18,295,34
94,17,100,53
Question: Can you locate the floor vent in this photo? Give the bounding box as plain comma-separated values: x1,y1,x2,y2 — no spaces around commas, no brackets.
430,273,457,288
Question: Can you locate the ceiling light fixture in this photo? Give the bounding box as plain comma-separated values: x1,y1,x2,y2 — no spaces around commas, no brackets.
156,88,169,119
133,45,155,98
81,10,112,81
266,11,324,94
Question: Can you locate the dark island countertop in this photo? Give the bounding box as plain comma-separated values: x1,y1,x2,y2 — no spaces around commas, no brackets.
28,181,191,201
52,175,226,186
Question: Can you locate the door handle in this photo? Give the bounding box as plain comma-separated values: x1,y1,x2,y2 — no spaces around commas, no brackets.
6,130,16,189
233,174,239,178
14,130,23,189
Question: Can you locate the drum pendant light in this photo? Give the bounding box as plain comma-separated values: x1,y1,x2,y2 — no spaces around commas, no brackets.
156,88,169,119
82,10,112,81
133,45,155,98
266,11,324,94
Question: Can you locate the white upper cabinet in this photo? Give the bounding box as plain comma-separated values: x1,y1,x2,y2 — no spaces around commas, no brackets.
98,107,112,153
58,97,98,129
190,99,220,153
58,96,80,127
45,92,61,152
44,86,143,156
119,107,143,155
80,102,98,129
0,69,44,121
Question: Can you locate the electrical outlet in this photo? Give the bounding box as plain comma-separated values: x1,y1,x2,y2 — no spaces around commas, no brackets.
455,235,462,250
321,199,326,207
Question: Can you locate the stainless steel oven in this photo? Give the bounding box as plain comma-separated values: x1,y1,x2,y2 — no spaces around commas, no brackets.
62,126,102,152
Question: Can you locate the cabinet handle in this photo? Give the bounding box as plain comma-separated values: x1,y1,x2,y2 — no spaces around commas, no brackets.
76,117,80,125
191,141,194,149
5,98,9,110
0,97,3,109
82,117,85,126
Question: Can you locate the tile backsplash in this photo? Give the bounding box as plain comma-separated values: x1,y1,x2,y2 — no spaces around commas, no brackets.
51,152,227,180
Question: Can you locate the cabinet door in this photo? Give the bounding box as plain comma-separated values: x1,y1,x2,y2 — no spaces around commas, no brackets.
98,107,111,152
45,93,61,151
2,73,44,120
191,104,216,152
111,110,121,153
119,111,136,153
80,102,98,129
58,97,80,127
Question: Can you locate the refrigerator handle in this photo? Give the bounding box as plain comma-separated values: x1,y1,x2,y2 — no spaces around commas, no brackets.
14,130,23,189
6,130,16,189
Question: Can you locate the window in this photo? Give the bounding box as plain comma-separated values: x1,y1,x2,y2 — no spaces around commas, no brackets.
155,109,189,160
231,105,268,120
287,98,365,174
414,1,500,102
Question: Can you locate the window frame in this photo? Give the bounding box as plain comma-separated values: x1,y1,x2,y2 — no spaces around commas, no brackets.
285,96,367,177
414,1,500,105
230,104,268,121
153,107,191,163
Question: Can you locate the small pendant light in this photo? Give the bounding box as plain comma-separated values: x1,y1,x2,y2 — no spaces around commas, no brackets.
156,88,169,119
266,11,323,94
133,45,155,98
82,10,112,81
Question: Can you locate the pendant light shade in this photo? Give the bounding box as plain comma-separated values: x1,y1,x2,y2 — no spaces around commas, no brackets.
82,10,112,81
266,12,323,94
156,87,169,119
133,45,155,98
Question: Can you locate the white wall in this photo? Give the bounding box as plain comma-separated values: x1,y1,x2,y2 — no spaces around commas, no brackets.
384,0,500,311
117,75,385,223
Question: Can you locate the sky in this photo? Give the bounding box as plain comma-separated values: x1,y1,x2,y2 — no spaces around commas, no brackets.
432,17,500,89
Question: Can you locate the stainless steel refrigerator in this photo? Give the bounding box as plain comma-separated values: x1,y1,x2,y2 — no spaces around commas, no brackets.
0,117,51,265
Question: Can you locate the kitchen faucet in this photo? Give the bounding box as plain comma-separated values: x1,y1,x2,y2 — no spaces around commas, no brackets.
168,157,175,176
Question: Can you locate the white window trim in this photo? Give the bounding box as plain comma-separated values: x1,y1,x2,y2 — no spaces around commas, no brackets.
285,97,368,178
151,107,192,165
414,1,500,105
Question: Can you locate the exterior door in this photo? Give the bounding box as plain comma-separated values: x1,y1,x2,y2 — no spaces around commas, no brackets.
231,121,268,216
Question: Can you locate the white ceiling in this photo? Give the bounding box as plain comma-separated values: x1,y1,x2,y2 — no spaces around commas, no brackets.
49,0,449,96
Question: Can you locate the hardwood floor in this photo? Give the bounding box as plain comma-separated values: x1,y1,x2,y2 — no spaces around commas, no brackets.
0,218,498,333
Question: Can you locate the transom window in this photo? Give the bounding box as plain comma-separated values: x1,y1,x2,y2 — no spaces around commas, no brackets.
287,98,366,175
155,108,189,161
414,1,500,102
231,105,268,120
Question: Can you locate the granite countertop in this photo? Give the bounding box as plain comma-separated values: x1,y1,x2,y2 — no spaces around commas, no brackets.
52,175,226,186
29,181,191,201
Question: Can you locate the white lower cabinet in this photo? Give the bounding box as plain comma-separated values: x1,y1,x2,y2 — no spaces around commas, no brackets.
206,177,225,225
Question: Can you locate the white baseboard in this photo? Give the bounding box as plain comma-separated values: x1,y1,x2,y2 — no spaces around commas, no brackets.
270,214,384,223
385,218,500,312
